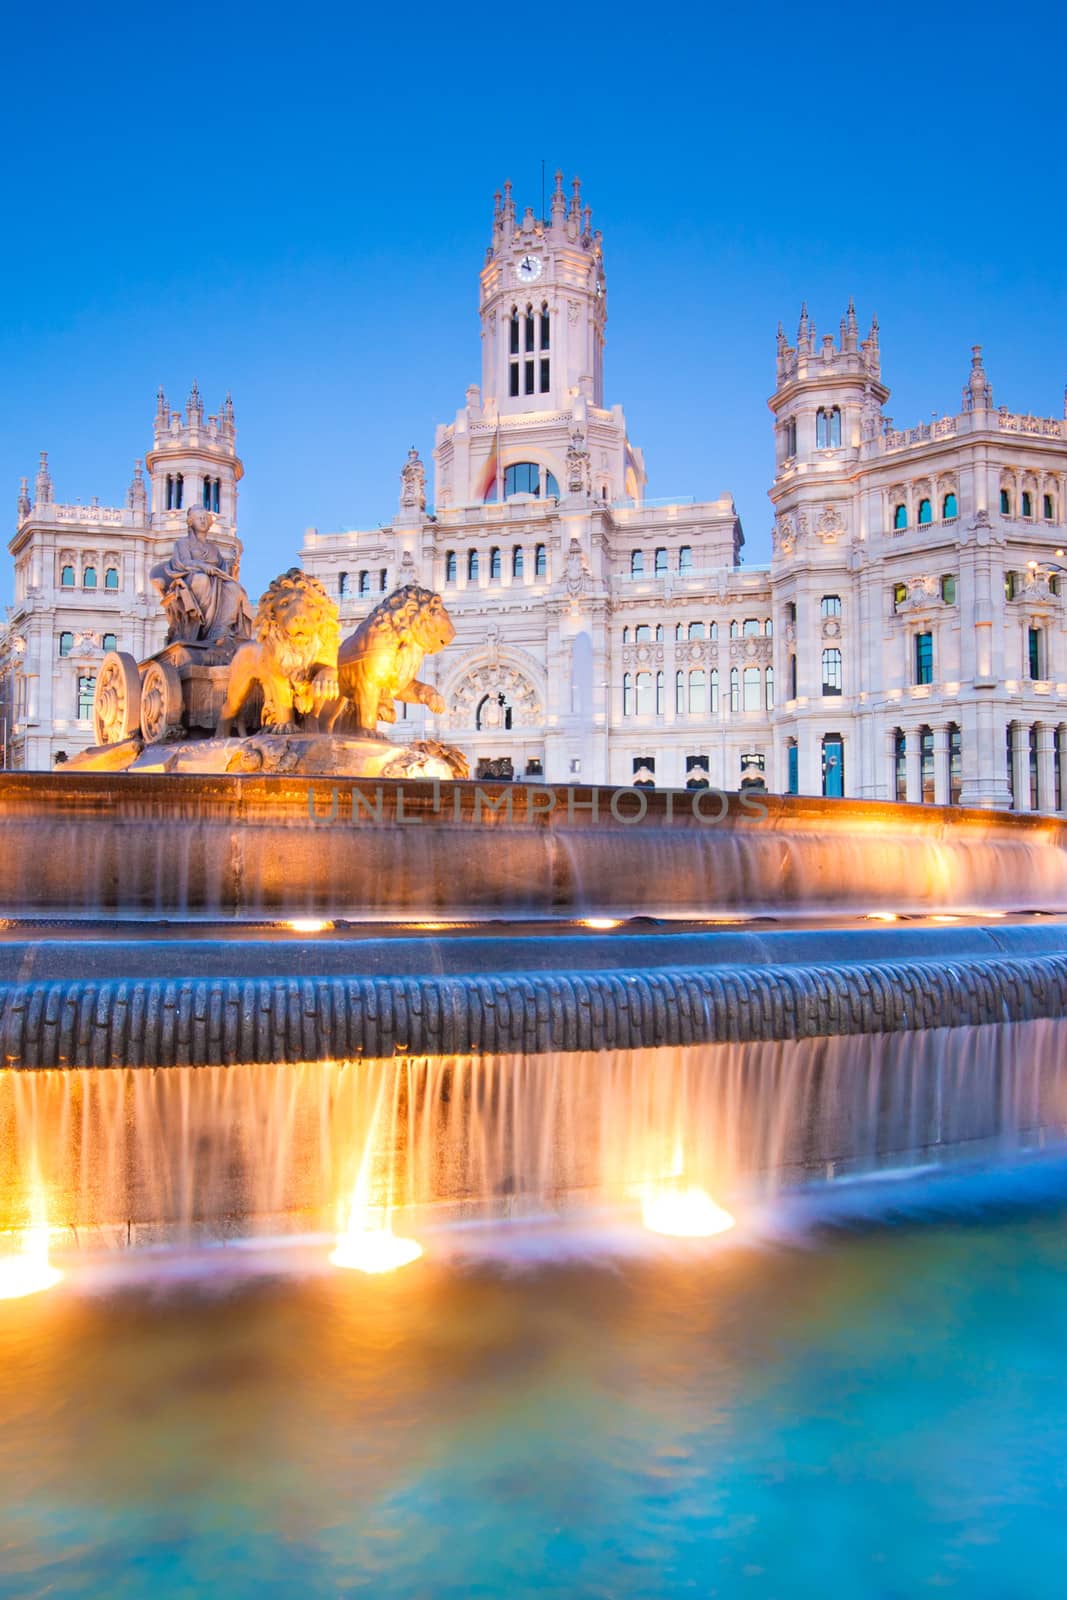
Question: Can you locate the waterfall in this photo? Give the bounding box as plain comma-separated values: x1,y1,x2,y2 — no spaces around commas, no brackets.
3,1020,1064,1244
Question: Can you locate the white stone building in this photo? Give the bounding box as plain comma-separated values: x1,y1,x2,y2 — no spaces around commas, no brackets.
9,174,1067,810
6,387,245,769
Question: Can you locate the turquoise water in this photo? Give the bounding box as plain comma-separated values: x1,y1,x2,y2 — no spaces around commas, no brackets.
3,1184,1067,1598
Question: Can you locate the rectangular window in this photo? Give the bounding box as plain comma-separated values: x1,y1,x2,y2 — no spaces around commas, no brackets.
787,743,799,794
894,729,907,803
540,308,550,349
1030,726,1040,809
915,632,933,685
940,574,957,604
510,318,520,355
1000,488,1011,516
524,360,534,395
77,675,96,720
789,652,797,698
525,312,535,352
949,724,962,805
920,727,935,804
821,648,843,696
1045,494,1055,521
540,358,550,393
1028,627,1042,680
509,362,519,398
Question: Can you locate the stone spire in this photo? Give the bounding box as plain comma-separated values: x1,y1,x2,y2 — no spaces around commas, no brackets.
551,169,566,225
861,314,880,378
127,459,147,515
34,451,53,506
222,391,235,438
569,175,582,225
797,303,812,354
16,477,30,522
156,385,168,424
186,380,203,426
843,297,859,353
962,344,992,411
502,179,515,231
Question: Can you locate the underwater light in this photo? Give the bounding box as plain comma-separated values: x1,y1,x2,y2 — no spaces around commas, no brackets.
330,1227,423,1275
285,919,334,934
641,1185,735,1239
580,918,622,930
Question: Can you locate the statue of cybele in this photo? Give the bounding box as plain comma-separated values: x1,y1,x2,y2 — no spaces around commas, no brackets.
151,507,254,646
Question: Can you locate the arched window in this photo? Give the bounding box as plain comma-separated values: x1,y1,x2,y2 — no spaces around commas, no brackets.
622,626,630,644
765,665,774,710
512,545,524,578
655,624,664,642
635,672,652,715
467,549,479,582
174,473,183,510
688,670,706,714
688,621,705,641
822,648,843,696
709,668,719,713
60,565,74,587
675,623,684,642
445,551,457,583
202,476,213,509
918,498,932,526
622,673,633,716
77,675,96,720
1044,493,1055,522
655,671,665,714
709,622,718,641
743,666,761,711
816,406,842,448
1000,488,1012,516
102,632,117,652
534,544,547,578
821,594,842,618
729,620,739,639
358,570,370,597
83,567,97,589
679,545,693,573
729,667,740,712
675,670,685,714
379,568,388,591
59,631,73,657
630,550,644,576
490,547,502,580
893,503,908,531
504,462,559,499
1022,490,1033,519
635,624,651,643
339,571,350,597
942,492,958,519
654,547,667,576
764,618,773,637
104,567,119,590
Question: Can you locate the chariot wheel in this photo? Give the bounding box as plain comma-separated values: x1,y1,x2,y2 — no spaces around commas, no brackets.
93,651,142,745
139,659,184,744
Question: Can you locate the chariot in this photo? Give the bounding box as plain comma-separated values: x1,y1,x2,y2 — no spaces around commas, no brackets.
92,638,238,747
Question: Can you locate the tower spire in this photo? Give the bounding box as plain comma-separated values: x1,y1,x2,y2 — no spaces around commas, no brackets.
34,451,53,505
16,476,30,522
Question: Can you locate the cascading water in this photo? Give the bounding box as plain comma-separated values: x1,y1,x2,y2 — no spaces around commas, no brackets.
4,1019,1065,1246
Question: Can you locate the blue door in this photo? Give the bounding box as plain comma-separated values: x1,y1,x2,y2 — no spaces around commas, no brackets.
787,744,799,795
822,738,844,798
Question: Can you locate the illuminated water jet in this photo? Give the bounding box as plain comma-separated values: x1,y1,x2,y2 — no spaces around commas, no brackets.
641,1185,736,1239
330,1225,423,1275
0,1188,62,1299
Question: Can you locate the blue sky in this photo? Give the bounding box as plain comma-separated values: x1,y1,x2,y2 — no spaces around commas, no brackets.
2,1,1064,603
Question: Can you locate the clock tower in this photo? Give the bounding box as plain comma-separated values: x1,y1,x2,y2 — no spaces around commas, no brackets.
480,172,605,415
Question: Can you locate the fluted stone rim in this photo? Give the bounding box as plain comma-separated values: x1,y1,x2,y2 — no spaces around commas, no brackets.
2,950,1066,1069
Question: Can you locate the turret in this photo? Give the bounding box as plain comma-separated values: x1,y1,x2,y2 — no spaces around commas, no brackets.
145,382,243,536
769,302,890,469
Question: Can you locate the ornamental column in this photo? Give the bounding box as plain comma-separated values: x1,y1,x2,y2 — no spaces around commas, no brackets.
905,726,921,803
933,724,950,806
1011,721,1031,812
1036,721,1056,814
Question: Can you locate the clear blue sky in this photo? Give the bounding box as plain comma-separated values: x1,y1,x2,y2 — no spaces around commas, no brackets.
2,1,1064,604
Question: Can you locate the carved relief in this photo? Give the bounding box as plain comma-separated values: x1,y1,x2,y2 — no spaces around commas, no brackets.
815,505,846,544
449,660,543,730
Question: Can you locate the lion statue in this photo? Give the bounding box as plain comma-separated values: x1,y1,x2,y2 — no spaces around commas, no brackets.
217,568,341,737
330,584,455,734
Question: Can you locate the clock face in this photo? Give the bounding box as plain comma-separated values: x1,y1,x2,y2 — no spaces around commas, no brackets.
516,254,543,284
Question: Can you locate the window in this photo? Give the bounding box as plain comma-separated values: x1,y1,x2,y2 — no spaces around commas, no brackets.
822,735,844,797
729,620,739,639
654,548,667,576
655,624,664,642
490,547,502,580
379,568,388,591
174,473,183,510
783,418,797,458
635,624,651,643
339,571,350,597
504,462,559,499
765,665,774,710
622,627,630,644
445,551,457,584
622,673,633,716
1006,724,1015,809
467,550,479,582
709,668,720,713
635,672,652,716
675,670,685,714
540,302,550,350
675,624,684,642
893,582,907,612
59,631,73,657
816,407,842,448
60,565,74,587
820,594,842,618
1030,726,1040,810
786,601,797,624
688,621,705,641
540,358,550,394
943,492,958,520
202,476,213,509
764,618,773,637
688,670,706,715
743,667,761,712
512,546,524,578
742,618,760,637
104,567,119,590
893,503,908,531
630,550,644,576
918,498,932,526
678,545,693,573
1005,570,1017,600
1022,491,1033,519
894,728,907,803
730,667,740,712
941,574,957,604
686,755,711,791
1028,627,1043,681
1000,488,1012,516
949,723,962,805
709,622,718,641
358,570,370,596
102,633,117,652
920,726,935,804
789,652,797,698
77,675,95,720
83,567,97,589
535,544,547,578
1044,493,1055,521
524,359,535,394
915,631,933,685
510,307,520,355
787,740,799,795
822,647,843,696
655,671,665,715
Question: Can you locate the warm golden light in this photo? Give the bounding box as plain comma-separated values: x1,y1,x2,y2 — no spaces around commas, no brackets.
931,913,961,923
866,912,899,922
641,1184,736,1239
0,1187,62,1300
330,1225,423,1274
285,918,334,934
581,918,622,930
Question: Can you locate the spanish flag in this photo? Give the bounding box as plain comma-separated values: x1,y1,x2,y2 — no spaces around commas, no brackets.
476,426,500,503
